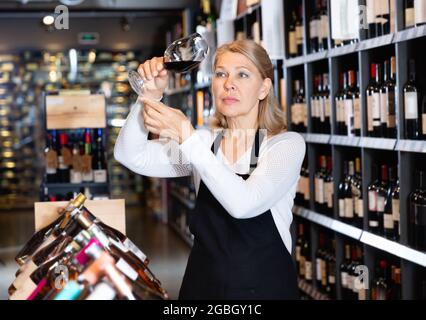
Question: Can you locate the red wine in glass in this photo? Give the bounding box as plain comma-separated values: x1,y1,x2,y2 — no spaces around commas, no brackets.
164,60,201,73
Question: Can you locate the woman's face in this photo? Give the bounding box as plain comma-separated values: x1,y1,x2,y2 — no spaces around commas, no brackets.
212,51,271,120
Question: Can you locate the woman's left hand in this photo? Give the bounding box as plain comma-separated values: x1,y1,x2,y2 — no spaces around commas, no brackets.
141,97,195,144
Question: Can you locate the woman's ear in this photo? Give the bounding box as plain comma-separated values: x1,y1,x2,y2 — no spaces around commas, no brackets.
259,78,272,100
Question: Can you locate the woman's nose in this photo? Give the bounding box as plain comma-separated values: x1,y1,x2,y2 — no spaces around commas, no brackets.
224,76,236,91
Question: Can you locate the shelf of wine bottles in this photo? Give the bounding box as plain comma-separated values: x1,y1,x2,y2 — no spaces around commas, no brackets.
8,194,168,300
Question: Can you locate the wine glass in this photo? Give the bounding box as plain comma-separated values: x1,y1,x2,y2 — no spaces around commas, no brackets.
128,32,209,96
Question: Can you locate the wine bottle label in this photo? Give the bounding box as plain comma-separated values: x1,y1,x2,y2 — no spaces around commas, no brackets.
320,15,328,41
123,238,147,263
367,95,374,131
316,258,322,281
295,246,301,262
384,213,394,230
310,20,319,39
358,288,367,300
405,92,418,119
377,196,385,212
70,170,83,184
341,271,348,287
46,150,58,170
299,256,306,276
357,198,364,218
372,93,381,125
321,260,327,285
392,199,400,222
368,190,377,211
317,178,325,204
116,258,138,281
406,8,415,27
305,261,312,280
345,198,354,218
319,98,325,122
310,98,316,118
380,92,388,124
353,98,361,130
367,0,376,24
289,31,297,55
325,181,334,208
93,169,107,183
414,0,426,25
347,274,353,291
82,170,94,182
339,199,345,217
369,220,379,227
303,103,308,127
58,156,68,170
324,98,331,117
328,275,336,285
61,147,73,166
422,114,426,134
46,167,57,174
296,26,304,44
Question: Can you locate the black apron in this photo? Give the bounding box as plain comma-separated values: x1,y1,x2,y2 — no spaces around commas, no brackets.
179,129,299,300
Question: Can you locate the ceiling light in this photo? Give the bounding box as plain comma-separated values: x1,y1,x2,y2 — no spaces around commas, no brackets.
43,15,55,26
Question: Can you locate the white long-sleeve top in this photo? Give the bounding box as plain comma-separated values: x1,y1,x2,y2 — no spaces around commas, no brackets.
113,102,306,254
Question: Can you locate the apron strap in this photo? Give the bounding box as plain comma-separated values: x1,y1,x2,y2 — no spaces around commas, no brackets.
249,128,265,174
210,128,266,174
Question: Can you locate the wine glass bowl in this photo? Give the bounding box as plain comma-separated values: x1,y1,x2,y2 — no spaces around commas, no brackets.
128,32,209,96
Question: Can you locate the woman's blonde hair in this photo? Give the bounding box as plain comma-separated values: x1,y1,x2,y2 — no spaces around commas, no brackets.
210,40,286,136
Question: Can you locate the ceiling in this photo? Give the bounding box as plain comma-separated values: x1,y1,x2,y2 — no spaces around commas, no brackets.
0,0,199,54
0,0,197,10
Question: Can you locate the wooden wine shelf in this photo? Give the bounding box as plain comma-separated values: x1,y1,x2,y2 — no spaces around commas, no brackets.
293,205,426,268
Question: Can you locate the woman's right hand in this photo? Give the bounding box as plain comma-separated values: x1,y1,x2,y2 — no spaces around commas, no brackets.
137,57,169,100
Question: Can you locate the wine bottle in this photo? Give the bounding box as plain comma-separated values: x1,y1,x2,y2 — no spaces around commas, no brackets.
319,0,328,51
383,57,397,138
335,73,345,135
315,155,327,213
366,63,382,137
383,166,395,239
309,0,320,53
82,129,94,182
414,0,426,26
70,133,83,184
58,133,71,183
303,230,312,284
344,70,356,137
296,3,304,56
421,96,426,139
353,71,361,137
391,166,400,241
366,0,378,38
322,73,331,134
45,130,58,183
352,157,363,228
368,165,381,233
412,171,426,251
340,244,351,299
295,223,305,278
376,164,390,236
311,75,320,133
324,156,334,217
338,161,353,222
288,10,298,58
92,128,107,183
315,233,326,291
405,0,415,28
404,59,419,139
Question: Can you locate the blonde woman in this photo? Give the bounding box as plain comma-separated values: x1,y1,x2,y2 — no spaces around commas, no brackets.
114,40,306,300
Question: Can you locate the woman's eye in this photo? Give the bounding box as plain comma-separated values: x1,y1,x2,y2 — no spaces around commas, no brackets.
215,71,226,78
239,72,249,78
